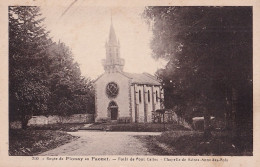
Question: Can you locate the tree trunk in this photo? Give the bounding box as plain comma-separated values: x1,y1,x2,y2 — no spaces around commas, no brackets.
203,110,212,141
232,88,243,150
21,113,33,129
225,87,233,130
21,116,29,129
231,88,237,131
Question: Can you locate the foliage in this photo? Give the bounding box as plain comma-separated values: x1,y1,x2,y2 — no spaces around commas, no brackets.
46,42,95,116
9,6,52,127
9,6,94,128
142,7,252,143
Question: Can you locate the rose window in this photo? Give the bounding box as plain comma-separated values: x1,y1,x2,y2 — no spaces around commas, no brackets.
106,82,119,98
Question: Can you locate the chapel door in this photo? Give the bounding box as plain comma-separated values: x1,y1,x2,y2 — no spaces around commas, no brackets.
111,108,118,120
108,101,118,120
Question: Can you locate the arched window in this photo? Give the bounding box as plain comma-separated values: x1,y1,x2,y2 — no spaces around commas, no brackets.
148,90,150,103
108,101,118,108
156,90,158,102
139,90,142,103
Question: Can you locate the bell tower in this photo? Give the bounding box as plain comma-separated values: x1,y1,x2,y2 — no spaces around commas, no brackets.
102,18,125,73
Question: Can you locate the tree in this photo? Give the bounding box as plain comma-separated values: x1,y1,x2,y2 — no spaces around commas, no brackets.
9,6,95,128
9,6,52,128
143,7,252,143
46,42,95,118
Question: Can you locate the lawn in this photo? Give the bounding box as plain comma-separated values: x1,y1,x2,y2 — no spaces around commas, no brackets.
28,123,86,132
137,130,253,156
85,123,190,132
9,123,85,156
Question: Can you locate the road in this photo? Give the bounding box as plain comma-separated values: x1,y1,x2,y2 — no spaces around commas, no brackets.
39,131,161,155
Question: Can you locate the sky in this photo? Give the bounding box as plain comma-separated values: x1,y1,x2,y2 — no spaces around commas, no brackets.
41,2,167,79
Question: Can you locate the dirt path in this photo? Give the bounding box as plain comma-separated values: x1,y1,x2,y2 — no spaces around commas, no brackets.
39,131,161,155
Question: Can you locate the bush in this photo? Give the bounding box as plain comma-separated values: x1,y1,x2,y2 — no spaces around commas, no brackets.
117,117,132,124
96,117,111,123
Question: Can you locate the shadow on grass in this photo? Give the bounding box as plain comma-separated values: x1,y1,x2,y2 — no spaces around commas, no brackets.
136,130,253,156
27,123,86,132
88,123,190,132
9,124,84,156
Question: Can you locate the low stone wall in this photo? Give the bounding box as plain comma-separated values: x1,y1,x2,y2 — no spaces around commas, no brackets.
28,115,48,125
192,117,225,131
152,110,192,130
27,114,94,126
177,117,192,130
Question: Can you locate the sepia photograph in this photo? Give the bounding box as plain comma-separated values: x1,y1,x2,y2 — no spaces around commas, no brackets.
8,3,253,158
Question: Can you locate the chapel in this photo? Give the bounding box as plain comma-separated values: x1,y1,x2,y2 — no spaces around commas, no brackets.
94,20,164,123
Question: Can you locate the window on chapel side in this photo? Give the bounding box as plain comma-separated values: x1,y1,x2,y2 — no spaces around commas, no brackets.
139,90,142,103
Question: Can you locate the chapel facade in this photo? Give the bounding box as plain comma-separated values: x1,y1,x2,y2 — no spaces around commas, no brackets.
94,21,164,123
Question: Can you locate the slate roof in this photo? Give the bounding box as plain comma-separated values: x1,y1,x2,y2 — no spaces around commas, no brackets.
121,72,161,85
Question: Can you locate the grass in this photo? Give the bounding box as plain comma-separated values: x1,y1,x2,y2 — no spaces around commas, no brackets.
87,123,190,132
9,129,79,156
28,123,86,132
137,130,253,156
9,123,85,156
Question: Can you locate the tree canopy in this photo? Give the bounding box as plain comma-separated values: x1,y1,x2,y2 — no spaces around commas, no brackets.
143,6,252,139
9,6,94,128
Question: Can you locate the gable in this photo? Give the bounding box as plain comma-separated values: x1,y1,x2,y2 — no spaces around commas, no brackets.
94,72,130,83
94,72,130,85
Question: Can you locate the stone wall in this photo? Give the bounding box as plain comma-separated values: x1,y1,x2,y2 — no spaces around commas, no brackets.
152,110,192,130
192,117,225,131
27,114,94,126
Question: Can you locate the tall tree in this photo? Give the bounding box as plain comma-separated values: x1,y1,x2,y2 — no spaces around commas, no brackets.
143,7,252,143
9,6,95,128
9,6,52,128
46,42,95,118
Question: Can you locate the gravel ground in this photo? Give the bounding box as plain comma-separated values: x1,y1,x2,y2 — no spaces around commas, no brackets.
39,131,161,156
